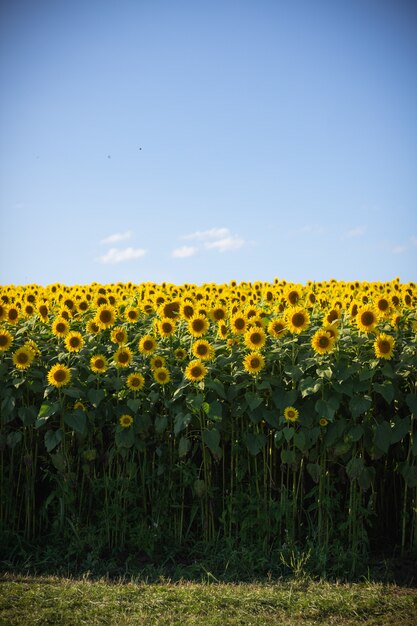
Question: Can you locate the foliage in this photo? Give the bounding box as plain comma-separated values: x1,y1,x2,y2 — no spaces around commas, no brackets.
0,278,416,577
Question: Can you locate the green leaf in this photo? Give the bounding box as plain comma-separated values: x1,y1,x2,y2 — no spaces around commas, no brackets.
272,388,298,409
374,420,392,454
202,428,221,457
315,396,340,420
281,449,296,464
346,456,365,480
115,426,134,448
64,410,87,435
204,378,226,399
208,399,223,420
358,466,375,490
155,415,168,434
245,391,263,411
294,430,307,451
349,424,364,442
306,462,321,483
18,405,37,426
1,395,16,421
299,376,321,398
406,393,417,417
174,411,192,436
373,382,395,404
50,452,66,472
391,417,410,444
62,387,84,399
7,431,22,449
178,435,190,458
381,362,395,378
244,432,266,456
349,395,372,419
284,427,294,442
45,429,63,452
188,393,204,411
127,399,141,413
87,388,105,408
399,462,417,487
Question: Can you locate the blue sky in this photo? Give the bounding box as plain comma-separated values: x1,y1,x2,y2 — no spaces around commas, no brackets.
1,0,416,286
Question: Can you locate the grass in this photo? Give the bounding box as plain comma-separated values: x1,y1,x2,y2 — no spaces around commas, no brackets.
1,574,417,625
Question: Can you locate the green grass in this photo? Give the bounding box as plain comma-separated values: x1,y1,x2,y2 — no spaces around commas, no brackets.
1,574,417,625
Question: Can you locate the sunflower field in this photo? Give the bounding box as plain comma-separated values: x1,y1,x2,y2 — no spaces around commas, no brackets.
1,279,416,577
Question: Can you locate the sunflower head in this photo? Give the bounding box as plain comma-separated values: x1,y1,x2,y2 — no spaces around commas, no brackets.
185,359,208,382
243,352,265,375
114,346,133,368
127,372,145,391
319,418,328,427
284,406,299,422
192,339,214,361
268,318,287,338
119,414,134,428
0,328,13,352
188,315,209,338
95,304,116,330
52,317,70,337
311,330,335,355
158,317,176,337
138,335,157,355
374,333,395,360
286,307,310,334
64,331,84,353
153,366,171,385
90,354,108,374
174,347,187,361
12,346,35,370
111,326,128,345
244,327,266,351
150,355,166,370
47,363,72,388
356,306,378,333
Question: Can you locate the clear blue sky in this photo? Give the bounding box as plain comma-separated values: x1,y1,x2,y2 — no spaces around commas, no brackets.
1,0,416,286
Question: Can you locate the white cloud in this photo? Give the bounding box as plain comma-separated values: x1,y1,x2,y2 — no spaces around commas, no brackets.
100,231,133,244
345,226,366,238
205,236,245,252
301,225,325,235
172,246,198,258
182,227,230,241
98,247,146,264
392,245,407,255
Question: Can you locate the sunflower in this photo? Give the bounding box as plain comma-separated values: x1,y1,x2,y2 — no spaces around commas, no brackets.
12,346,34,370
0,328,13,351
158,317,176,338
217,322,228,339
184,359,208,382
37,303,49,321
192,339,214,361
119,414,134,428
322,323,339,340
243,352,265,375
86,319,100,334
6,305,20,325
153,366,171,385
284,406,299,422
244,327,266,351
174,347,187,361
138,335,157,355
127,372,145,391
52,317,70,338
74,400,86,411
64,331,84,353
356,306,378,333
230,312,247,334
111,326,128,345
267,318,287,338
125,306,140,323
209,305,227,322
286,307,310,334
188,315,209,338
24,339,40,357
374,333,395,360
311,329,335,355
90,354,108,373
47,363,72,388
95,304,116,330
180,300,196,320
150,355,166,370
375,296,391,317
113,346,133,368
319,418,328,427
